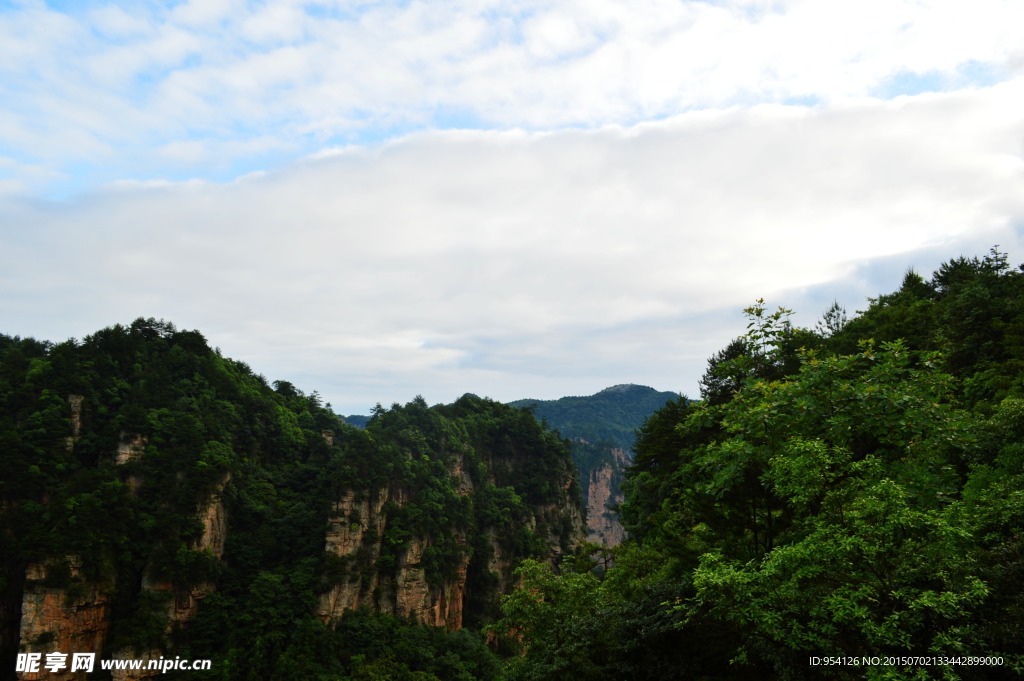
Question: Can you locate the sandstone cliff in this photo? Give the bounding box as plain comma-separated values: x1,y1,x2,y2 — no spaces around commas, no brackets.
585,447,628,546
318,486,472,629
319,439,585,631
17,558,112,681
14,396,232,681
109,473,231,681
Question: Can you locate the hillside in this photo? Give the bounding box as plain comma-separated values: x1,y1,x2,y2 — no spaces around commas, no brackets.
0,320,583,680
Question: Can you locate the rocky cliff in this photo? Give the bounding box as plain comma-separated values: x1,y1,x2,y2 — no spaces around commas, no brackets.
319,487,471,629
584,447,628,546
320,395,585,631
0,321,585,679
17,558,111,681
14,398,232,681
107,474,231,681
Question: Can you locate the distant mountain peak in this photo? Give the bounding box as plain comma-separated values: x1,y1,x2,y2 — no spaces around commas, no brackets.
597,383,655,394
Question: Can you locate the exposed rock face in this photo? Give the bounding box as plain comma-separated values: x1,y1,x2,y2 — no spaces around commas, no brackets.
7,373,587,677
18,558,112,681
508,384,679,549
2,324,592,678
116,433,148,497
319,445,583,631
65,394,84,452
319,489,389,618
11,397,111,680
395,536,471,629
318,486,472,630
585,448,628,546
16,468,231,681
115,433,147,465
196,475,230,560
67,395,83,438
157,472,230,623
114,475,232,681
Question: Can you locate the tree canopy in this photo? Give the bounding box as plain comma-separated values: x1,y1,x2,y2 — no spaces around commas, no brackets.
493,248,1024,680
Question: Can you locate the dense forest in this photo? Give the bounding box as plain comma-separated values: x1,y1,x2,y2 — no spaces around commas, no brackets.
2,247,1023,679
492,248,1024,680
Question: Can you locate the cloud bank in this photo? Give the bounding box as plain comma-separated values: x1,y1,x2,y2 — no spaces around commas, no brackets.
3,80,1022,412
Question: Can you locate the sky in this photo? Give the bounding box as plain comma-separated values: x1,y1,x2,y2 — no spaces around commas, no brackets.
2,0,1023,414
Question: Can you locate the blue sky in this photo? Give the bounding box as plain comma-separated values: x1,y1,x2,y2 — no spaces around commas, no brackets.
2,0,1023,413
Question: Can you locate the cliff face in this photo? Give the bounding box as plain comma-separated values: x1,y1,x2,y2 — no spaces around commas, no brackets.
161,482,227,621
17,558,111,681
15,406,232,681
318,487,471,629
9,391,584,680
510,385,680,548
15,398,117,681
108,474,230,681
319,403,586,631
585,447,628,546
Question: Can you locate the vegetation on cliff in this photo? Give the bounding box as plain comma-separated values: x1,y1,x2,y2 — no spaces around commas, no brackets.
0,321,582,680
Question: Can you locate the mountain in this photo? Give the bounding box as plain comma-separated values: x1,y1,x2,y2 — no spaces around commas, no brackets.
340,414,370,428
510,384,681,546
0,319,583,680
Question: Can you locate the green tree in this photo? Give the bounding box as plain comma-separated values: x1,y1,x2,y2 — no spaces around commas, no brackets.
687,340,990,678
492,559,605,681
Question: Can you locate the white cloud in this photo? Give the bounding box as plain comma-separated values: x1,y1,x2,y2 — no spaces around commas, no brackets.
2,83,1022,411
170,0,245,29
89,5,153,39
3,1,1024,195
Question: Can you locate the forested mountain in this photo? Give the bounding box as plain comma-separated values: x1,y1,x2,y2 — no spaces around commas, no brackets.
510,384,680,450
340,414,370,429
492,248,1024,680
510,385,680,546
0,320,583,680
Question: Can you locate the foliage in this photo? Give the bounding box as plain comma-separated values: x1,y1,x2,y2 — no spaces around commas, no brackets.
687,340,990,676
496,248,1024,680
828,248,1024,411
492,558,605,681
